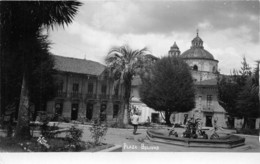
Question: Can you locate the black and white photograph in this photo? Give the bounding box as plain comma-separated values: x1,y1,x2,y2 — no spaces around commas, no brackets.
0,0,259,162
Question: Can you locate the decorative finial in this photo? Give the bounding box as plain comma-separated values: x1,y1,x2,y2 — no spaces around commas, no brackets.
196,29,199,36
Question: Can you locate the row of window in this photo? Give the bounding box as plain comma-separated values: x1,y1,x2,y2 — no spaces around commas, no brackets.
198,95,213,107
54,102,120,120
192,65,216,72
58,82,119,95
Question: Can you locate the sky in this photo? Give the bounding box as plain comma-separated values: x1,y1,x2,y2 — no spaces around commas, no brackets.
49,0,260,75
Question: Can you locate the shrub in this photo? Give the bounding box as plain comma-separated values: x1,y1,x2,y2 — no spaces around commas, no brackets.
89,119,108,145
236,128,259,136
59,116,70,123
39,116,59,138
64,126,86,151
110,122,118,128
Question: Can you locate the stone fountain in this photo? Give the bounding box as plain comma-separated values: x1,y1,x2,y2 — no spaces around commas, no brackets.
147,117,245,148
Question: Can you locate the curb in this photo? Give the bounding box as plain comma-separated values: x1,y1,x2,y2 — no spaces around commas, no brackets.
98,145,122,152
234,134,260,138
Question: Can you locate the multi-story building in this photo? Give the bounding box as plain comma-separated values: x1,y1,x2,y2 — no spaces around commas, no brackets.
169,32,227,127
46,55,125,124
130,31,228,127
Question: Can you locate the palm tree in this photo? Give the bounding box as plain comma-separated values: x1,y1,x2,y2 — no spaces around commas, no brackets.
105,45,149,125
0,1,82,139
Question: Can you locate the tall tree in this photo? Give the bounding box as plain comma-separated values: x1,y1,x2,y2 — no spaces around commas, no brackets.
140,55,195,125
105,45,149,125
236,63,259,128
217,76,240,117
217,57,259,128
234,56,252,86
0,1,82,139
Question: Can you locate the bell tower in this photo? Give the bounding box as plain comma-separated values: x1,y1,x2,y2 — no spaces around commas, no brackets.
168,42,181,56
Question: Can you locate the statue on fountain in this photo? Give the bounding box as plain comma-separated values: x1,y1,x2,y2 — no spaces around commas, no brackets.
182,117,208,139
209,117,224,139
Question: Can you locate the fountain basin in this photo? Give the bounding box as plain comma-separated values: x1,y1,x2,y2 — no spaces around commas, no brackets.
147,129,245,148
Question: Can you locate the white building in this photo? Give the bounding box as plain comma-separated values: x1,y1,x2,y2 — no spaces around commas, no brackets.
130,31,228,127
169,32,227,127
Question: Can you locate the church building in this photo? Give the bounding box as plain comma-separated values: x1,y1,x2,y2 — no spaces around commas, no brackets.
169,31,227,127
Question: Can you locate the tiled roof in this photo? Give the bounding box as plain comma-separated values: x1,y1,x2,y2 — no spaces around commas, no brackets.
132,76,218,86
53,55,105,76
195,78,217,86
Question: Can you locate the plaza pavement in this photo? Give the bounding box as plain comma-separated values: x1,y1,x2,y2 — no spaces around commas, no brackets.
51,122,260,152
1,122,259,152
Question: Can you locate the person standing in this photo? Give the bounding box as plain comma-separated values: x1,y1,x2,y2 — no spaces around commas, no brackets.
131,112,139,135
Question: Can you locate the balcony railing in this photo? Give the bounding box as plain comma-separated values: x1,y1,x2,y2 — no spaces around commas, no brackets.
86,93,97,99
71,92,82,99
202,105,213,112
56,91,66,98
99,94,110,99
112,95,123,100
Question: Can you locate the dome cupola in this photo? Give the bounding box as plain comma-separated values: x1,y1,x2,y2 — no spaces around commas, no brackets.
181,30,215,60
191,30,204,48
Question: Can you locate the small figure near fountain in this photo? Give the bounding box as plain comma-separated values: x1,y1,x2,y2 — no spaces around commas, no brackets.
168,124,178,137
209,117,224,139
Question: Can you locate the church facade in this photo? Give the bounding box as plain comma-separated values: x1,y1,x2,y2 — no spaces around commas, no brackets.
169,32,227,127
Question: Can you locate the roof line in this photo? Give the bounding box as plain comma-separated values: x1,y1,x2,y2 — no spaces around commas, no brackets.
181,57,219,62
52,54,106,67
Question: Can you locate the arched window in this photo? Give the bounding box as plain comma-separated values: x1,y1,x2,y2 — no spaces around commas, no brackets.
193,65,198,71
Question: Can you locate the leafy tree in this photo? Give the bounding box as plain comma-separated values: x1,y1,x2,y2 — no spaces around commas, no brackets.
0,1,82,139
0,30,56,123
105,45,149,125
217,76,240,117
236,78,259,127
27,39,57,120
140,55,195,125
217,57,259,128
233,56,252,86
236,63,259,128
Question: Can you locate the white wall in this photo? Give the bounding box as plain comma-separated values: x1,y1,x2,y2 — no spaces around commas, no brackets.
184,59,218,73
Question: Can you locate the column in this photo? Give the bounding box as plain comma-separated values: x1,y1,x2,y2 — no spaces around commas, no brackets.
78,101,86,121
46,101,55,114
106,101,114,123
92,102,100,120
63,100,71,118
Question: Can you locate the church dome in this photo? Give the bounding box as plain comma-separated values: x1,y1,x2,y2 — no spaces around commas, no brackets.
181,31,215,60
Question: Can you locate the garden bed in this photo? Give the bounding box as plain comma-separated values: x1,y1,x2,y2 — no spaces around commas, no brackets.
0,136,117,152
